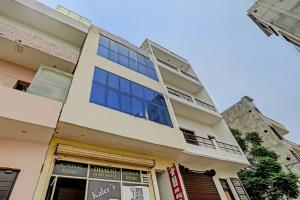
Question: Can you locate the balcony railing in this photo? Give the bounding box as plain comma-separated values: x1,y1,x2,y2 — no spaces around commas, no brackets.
183,133,242,155
216,141,242,154
183,133,216,149
157,59,199,81
167,87,216,111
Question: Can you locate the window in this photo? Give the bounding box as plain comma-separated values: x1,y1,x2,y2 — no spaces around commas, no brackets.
180,128,198,145
0,169,19,200
90,67,172,127
97,35,158,81
220,179,235,200
14,80,30,92
230,178,249,200
269,126,283,140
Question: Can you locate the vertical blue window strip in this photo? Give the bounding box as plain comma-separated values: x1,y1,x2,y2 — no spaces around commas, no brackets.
97,35,158,81
90,67,172,127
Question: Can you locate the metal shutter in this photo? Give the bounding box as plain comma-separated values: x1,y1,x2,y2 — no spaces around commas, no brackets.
230,178,249,200
182,171,221,200
0,169,19,200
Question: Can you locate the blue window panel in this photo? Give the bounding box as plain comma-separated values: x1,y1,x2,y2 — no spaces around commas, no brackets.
159,108,173,127
119,54,129,67
128,59,138,71
93,67,107,85
129,50,137,61
131,82,143,98
106,89,120,109
120,94,131,114
137,54,146,65
147,69,158,81
99,36,110,48
90,83,106,105
119,45,128,56
132,97,145,118
107,73,119,90
143,87,155,102
154,94,167,107
120,78,130,94
146,59,155,70
109,50,118,63
147,103,161,123
98,46,109,59
138,64,148,76
109,41,119,52
139,64,157,80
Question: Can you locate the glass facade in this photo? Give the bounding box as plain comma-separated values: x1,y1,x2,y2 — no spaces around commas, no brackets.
90,67,173,127
97,35,158,81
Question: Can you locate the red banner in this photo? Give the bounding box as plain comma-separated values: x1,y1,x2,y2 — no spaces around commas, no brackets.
167,164,185,200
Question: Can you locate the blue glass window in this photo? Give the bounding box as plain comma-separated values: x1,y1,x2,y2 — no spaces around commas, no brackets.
97,35,158,81
90,67,172,127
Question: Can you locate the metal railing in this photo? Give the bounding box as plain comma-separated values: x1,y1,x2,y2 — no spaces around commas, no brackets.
195,99,216,111
216,141,242,154
167,87,193,102
183,133,216,149
157,59,199,81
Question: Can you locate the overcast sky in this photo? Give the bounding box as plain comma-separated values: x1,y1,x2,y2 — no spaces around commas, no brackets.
39,0,300,143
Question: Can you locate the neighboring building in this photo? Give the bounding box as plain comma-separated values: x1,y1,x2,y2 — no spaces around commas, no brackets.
0,0,89,199
222,96,300,175
248,0,300,50
32,25,250,199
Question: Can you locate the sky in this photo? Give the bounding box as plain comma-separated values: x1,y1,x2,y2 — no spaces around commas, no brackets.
39,0,300,143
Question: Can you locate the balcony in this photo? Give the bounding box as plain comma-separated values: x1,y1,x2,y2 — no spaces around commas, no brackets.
167,87,221,125
182,133,249,166
158,60,202,94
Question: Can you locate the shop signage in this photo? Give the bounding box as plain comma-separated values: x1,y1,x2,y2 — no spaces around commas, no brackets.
122,183,151,200
167,164,185,200
87,180,121,200
122,169,141,183
89,165,121,180
53,160,87,177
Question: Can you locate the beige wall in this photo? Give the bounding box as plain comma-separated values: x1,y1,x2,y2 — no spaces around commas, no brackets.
0,139,48,200
59,28,185,151
0,58,35,88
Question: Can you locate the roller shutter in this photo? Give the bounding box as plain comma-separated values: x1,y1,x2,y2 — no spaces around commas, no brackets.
181,171,221,200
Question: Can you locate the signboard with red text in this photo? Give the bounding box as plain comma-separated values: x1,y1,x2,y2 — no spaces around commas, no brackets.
167,164,185,200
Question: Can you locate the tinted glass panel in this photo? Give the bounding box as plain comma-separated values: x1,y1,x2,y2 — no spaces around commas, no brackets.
107,89,120,109
90,67,172,127
97,35,157,81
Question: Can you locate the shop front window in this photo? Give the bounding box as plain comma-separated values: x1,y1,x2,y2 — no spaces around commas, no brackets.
45,160,151,200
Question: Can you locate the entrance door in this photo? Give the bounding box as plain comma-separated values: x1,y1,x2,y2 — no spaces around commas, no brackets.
181,171,221,200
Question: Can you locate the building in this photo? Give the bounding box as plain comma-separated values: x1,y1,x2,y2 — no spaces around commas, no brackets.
0,0,89,199
0,1,250,200
222,96,300,175
248,0,300,50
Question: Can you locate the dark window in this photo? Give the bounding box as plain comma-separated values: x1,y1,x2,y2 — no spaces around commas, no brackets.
90,67,172,127
14,80,30,92
269,126,283,140
52,177,86,200
0,169,19,200
97,35,158,81
181,128,198,145
220,179,235,200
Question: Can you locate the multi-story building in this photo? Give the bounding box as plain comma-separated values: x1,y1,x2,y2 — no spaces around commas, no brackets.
0,0,89,199
31,24,250,199
0,1,250,200
222,96,300,175
248,0,300,50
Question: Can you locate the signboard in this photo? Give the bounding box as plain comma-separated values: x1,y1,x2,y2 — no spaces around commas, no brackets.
167,164,185,200
87,180,121,200
122,183,151,200
53,160,87,177
122,169,141,183
89,165,121,180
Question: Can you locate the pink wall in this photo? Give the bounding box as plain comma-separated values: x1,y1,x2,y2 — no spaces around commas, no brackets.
0,58,35,88
0,139,48,200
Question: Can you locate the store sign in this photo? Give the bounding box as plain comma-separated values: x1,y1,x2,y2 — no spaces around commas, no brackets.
122,183,151,200
122,169,141,183
53,160,87,177
89,165,121,180
167,164,185,200
87,180,121,200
